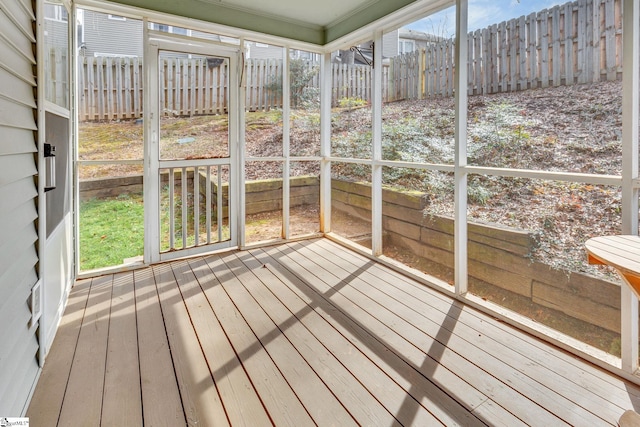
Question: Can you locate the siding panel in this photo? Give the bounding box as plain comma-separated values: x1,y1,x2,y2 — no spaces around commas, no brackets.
0,66,38,107
7,351,40,415
1,0,35,40
83,11,143,57
0,126,36,156
0,44,35,83
0,153,38,186
0,223,38,284
0,270,37,332
0,303,33,387
0,0,40,416
0,9,34,58
0,203,38,271
0,98,37,129
0,176,37,210
1,334,39,413
0,243,39,306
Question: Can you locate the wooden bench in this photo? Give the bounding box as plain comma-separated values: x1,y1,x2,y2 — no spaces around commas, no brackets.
585,235,640,299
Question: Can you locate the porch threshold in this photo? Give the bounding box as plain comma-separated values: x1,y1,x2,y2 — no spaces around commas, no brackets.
27,238,640,426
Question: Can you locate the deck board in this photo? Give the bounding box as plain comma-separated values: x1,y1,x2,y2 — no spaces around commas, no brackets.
101,272,143,426
311,239,640,424
206,253,357,426
153,262,229,426
27,238,640,426
226,251,400,426
57,274,113,427
134,267,184,425
26,278,91,426
237,248,433,425
171,259,271,426
188,256,315,426
255,245,481,426
307,239,615,425
279,241,570,426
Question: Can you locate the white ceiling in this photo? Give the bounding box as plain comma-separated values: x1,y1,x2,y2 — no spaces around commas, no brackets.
209,0,378,28
110,0,446,45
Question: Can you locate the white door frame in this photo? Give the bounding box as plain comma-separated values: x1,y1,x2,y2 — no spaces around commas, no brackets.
143,29,241,264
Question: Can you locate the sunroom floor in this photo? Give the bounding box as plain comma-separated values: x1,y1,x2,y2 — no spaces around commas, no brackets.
27,238,640,426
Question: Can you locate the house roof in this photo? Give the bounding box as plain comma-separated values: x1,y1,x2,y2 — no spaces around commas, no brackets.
108,0,452,47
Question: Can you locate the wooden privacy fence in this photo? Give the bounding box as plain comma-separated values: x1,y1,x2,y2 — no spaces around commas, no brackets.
467,0,622,95
78,55,376,121
76,0,623,120
386,0,623,100
44,47,69,107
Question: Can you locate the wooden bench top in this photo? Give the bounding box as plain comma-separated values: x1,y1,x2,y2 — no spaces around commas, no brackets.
586,235,640,298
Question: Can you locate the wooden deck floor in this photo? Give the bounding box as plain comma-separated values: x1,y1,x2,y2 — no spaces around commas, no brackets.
27,238,640,426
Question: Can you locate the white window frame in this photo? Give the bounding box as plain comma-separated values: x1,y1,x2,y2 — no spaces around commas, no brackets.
398,39,414,54
44,2,68,22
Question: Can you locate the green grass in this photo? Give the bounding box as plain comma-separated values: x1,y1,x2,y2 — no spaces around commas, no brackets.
80,190,233,270
79,194,144,270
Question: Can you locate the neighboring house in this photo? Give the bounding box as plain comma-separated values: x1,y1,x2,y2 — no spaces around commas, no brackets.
79,10,223,57
43,3,69,50
333,28,439,65
80,10,315,61
397,28,444,54
81,10,144,56
246,41,320,61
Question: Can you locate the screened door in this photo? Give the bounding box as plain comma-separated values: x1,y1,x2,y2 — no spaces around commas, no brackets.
145,32,239,262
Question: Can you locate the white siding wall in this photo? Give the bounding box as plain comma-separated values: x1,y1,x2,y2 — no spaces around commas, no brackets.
382,29,398,58
0,0,42,416
82,10,143,56
247,43,283,60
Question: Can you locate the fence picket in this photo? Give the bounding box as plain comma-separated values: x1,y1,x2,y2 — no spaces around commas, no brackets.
499,21,508,93
552,6,562,86
78,56,86,120
97,57,105,120
604,0,616,80
564,2,575,85
518,15,527,90
474,29,482,95
133,57,141,117
508,18,517,91
594,0,602,82
540,9,550,88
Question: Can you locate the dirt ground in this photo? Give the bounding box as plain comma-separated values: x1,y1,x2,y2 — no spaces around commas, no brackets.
79,80,625,279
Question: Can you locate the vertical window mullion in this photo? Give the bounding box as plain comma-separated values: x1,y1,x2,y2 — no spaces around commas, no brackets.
620,0,639,374
454,0,469,295
283,48,291,239
372,31,383,256
320,52,332,233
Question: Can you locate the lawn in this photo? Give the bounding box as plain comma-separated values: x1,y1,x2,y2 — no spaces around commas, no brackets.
79,194,144,270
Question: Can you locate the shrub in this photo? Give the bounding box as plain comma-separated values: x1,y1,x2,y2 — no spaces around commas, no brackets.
338,97,367,109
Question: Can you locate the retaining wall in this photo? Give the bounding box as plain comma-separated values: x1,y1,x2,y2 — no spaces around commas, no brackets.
79,174,319,217
79,175,620,334
332,179,621,335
